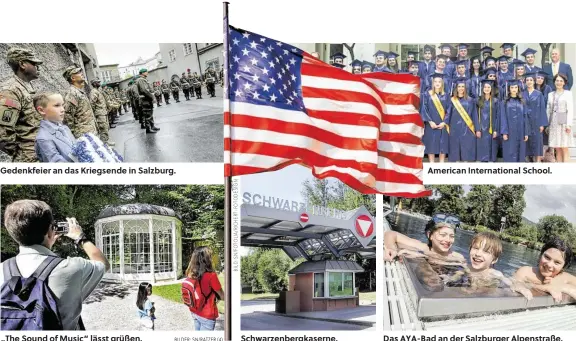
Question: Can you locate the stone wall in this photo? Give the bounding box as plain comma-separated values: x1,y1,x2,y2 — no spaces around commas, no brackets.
0,43,80,94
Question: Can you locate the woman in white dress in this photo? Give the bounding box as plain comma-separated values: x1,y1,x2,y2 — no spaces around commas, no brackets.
547,74,574,162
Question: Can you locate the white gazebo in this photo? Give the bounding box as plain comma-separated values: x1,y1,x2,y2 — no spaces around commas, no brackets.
95,204,183,282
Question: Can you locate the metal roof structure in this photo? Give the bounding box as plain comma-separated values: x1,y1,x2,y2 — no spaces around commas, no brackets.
288,260,365,274
241,204,376,260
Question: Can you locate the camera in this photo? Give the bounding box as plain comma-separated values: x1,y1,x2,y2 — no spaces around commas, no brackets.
54,221,69,234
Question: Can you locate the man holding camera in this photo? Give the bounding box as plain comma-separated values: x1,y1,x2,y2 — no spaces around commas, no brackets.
0,200,109,330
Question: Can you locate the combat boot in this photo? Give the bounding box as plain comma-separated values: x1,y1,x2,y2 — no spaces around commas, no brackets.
146,122,157,134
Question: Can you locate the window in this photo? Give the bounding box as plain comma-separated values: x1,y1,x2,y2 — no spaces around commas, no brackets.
206,58,220,72
101,70,111,82
314,273,325,298
183,43,193,56
328,272,354,297
169,49,176,62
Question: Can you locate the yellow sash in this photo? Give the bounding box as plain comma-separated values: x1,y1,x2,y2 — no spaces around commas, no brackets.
478,99,493,134
431,93,449,134
451,97,476,134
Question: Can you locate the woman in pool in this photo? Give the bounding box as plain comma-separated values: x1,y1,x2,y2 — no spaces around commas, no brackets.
514,237,576,302
384,219,465,263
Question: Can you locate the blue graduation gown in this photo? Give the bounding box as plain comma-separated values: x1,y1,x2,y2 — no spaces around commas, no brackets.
421,91,450,155
445,61,455,81
373,65,389,73
476,97,500,162
525,65,541,73
470,73,482,99
523,89,547,157
498,71,514,96
422,60,436,77
500,98,530,162
445,97,479,161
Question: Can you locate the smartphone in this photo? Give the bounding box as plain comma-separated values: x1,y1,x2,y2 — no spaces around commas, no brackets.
54,221,69,234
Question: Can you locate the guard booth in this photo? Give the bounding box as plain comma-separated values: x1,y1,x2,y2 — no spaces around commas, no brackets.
241,203,375,313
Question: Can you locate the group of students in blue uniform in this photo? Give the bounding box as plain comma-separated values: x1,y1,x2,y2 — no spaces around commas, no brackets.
328,43,570,163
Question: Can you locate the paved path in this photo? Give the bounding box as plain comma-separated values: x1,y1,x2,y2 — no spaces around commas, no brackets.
82,282,224,331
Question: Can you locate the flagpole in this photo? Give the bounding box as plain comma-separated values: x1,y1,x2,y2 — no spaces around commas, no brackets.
223,2,232,341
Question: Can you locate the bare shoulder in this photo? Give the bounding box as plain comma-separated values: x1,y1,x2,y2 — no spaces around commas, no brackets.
489,269,504,278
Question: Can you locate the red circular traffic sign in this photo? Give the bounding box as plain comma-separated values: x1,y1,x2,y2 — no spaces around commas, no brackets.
355,215,374,237
300,213,309,223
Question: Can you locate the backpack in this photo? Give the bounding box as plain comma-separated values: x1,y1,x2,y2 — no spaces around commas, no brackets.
1,256,64,330
181,275,214,311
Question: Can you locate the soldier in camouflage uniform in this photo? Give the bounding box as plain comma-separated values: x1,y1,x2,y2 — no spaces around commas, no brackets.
121,88,129,113
180,73,191,101
220,65,224,87
62,65,98,138
161,80,171,104
89,78,114,145
153,82,162,107
128,78,138,121
186,69,195,98
204,67,217,98
169,76,181,103
136,69,159,133
191,72,203,99
129,76,143,127
0,47,44,162
102,86,117,128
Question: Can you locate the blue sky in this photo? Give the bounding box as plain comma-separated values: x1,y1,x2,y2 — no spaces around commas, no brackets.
241,164,321,202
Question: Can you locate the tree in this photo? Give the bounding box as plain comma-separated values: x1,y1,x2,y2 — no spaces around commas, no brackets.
343,43,355,61
539,43,553,67
537,215,574,243
431,185,465,217
490,185,526,232
465,185,496,227
301,178,333,207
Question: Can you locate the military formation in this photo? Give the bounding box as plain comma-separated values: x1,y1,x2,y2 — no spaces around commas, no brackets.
0,46,221,163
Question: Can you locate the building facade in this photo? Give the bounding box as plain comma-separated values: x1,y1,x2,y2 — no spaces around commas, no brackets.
0,43,99,94
118,52,162,80
99,64,121,84
159,43,223,78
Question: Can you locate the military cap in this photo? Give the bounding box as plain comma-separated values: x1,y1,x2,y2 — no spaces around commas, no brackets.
139,68,148,74
6,47,43,65
90,78,101,85
62,65,82,80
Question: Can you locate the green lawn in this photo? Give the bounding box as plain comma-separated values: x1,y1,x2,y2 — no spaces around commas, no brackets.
241,292,280,301
359,291,376,302
153,273,225,314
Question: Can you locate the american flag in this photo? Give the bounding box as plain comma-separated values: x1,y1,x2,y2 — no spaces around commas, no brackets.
224,26,430,198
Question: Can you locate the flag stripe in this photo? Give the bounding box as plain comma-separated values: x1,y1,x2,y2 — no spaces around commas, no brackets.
231,101,379,138
229,130,378,164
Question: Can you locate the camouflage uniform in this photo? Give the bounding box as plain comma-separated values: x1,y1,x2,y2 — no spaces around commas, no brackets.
62,66,98,138
121,89,129,113
191,73,203,99
102,88,117,128
0,48,43,162
186,72,195,98
89,79,110,143
170,78,180,102
204,69,217,97
181,75,191,100
161,81,170,104
129,78,143,126
153,84,162,106
136,70,158,132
